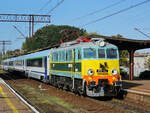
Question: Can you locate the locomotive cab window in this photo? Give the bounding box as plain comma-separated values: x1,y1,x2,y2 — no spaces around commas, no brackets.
106,48,118,59
84,48,96,59
98,49,105,58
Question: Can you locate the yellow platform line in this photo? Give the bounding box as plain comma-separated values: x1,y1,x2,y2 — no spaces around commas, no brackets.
131,87,150,93
0,86,19,113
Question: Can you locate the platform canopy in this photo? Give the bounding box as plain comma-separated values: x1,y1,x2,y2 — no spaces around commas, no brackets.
88,34,150,50
88,35,150,80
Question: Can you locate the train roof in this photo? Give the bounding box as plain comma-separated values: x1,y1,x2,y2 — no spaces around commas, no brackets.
3,49,52,62
3,37,118,62
23,49,51,59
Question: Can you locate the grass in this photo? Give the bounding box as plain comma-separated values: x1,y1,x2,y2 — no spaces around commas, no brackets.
20,84,77,112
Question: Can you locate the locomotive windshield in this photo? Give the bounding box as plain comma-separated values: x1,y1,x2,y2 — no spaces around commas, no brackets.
84,48,96,58
106,48,118,59
98,49,105,58
83,47,118,59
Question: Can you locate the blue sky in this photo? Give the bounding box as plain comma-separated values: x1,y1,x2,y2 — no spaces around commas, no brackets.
0,0,150,52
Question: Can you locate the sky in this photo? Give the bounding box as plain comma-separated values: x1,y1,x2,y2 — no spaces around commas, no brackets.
0,0,150,53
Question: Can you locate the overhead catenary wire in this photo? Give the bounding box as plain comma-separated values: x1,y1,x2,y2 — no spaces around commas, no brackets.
140,28,150,30
34,0,52,27
73,0,125,21
37,0,53,13
47,0,64,14
80,0,150,27
134,28,150,39
12,25,26,39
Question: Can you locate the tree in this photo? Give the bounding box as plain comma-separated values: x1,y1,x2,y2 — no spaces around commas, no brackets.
22,25,86,52
119,50,129,67
82,32,99,37
147,57,150,69
112,34,124,39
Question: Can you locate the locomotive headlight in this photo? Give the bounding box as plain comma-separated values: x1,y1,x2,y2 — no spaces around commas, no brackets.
111,69,118,75
87,69,94,76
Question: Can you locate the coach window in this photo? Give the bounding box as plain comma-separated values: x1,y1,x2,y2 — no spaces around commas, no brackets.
9,61,13,66
98,49,105,58
5,62,8,66
27,58,42,67
16,60,23,66
22,60,24,66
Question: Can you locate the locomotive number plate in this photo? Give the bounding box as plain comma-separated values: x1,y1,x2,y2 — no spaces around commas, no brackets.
97,69,108,72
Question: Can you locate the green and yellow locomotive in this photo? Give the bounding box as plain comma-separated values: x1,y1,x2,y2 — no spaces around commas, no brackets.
49,37,122,97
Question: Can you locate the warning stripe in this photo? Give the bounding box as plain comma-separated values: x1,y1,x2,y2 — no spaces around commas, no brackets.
0,86,19,113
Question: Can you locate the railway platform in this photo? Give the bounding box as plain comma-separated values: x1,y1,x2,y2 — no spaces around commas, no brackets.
123,80,150,105
0,78,36,113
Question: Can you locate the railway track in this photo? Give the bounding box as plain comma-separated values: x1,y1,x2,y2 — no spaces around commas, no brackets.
1,72,150,113
1,72,76,113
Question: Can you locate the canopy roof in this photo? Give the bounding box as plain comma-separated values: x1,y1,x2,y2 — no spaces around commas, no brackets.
88,35,150,50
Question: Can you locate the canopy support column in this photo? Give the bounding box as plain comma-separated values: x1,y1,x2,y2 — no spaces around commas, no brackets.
129,49,135,80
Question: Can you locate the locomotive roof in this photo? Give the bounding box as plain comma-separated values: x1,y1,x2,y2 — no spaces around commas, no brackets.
54,38,118,51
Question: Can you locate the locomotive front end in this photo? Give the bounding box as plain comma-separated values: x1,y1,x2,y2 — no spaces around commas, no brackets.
82,40,122,97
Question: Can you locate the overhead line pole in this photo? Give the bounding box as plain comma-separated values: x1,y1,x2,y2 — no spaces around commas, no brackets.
0,41,11,55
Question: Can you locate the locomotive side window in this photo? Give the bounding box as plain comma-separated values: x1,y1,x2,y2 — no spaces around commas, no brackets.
66,50,72,61
62,51,65,61
84,48,96,58
106,48,118,59
59,51,65,61
27,58,42,67
77,49,82,60
98,49,105,58
52,52,58,62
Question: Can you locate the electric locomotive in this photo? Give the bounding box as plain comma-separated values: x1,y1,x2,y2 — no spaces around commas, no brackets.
49,37,122,97
2,37,122,97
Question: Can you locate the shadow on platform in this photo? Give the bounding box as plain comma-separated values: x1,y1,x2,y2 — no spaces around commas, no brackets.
122,81,142,89
139,70,150,80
